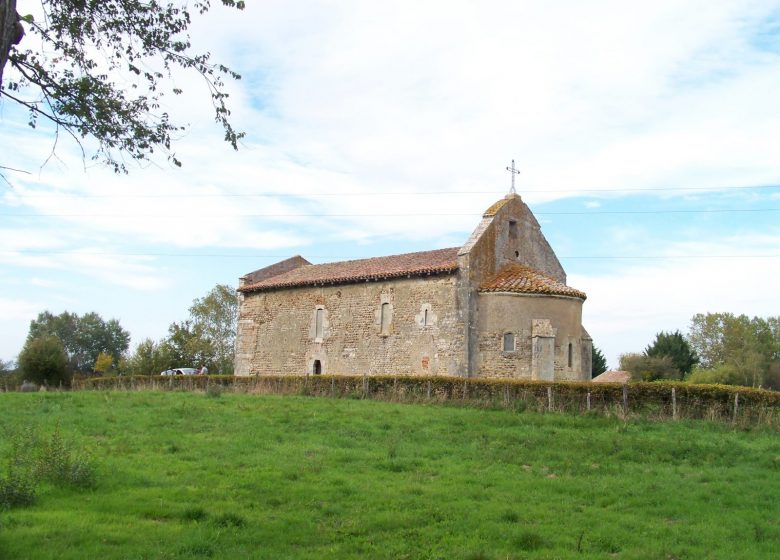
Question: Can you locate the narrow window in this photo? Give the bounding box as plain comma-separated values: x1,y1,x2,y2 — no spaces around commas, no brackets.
423,308,429,327
315,308,324,339
313,360,322,375
503,332,515,352
508,220,518,239
380,302,391,334
568,343,573,368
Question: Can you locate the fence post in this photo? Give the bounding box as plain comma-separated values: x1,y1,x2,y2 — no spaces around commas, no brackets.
463,379,468,400
586,391,591,412
622,384,629,415
547,386,553,411
733,392,739,423
331,376,336,397
672,387,677,420
504,385,510,407
427,380,432,399
393,376,398,398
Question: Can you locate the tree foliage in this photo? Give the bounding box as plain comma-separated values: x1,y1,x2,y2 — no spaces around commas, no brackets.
619,352,680,382
687,313,780,388
188,284,237,374
161,320,216,369
18,334,69,386
125,338,169,376
124,283,237,375
27,310,130,373
93,352,113,375
1,0,245,172
644,330,698,376
591,345,608,377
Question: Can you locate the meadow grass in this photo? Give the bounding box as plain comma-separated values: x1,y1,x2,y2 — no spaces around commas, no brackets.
0,391,779,559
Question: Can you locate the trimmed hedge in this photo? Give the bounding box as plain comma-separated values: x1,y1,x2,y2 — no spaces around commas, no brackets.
71,374,780,427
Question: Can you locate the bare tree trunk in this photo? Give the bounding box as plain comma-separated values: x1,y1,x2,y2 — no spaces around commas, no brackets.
0,0,20,87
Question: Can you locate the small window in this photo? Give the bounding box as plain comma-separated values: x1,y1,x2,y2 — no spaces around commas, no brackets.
503,332,515,352
508,220,518,238
567,343,573,368
315,308,324,339
423,308,429,327
380,302,391,335
313,360,322,375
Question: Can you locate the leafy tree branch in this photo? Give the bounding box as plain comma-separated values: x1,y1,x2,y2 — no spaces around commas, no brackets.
1,0,246,173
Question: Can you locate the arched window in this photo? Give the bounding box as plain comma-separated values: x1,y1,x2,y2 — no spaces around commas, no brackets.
380,302,391,335
568,342,573,368
423,308,429,327
315,308,324,339
503,332,515,352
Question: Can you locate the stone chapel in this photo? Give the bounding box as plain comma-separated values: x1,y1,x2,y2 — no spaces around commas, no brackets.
235,193,592,380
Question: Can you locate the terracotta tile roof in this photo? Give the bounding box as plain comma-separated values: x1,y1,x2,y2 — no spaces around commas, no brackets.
240,247,460,293
591,370,631,384
479,264,587,299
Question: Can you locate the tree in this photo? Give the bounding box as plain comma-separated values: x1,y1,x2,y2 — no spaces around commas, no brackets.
125,338,170,376
687,313,780,388
18,334,69,386
27,310,130,373
0,358,15,385
160,320,216,369
125,283,237,375
619,352,680,382
1,1,245,173
591,345,608,377
93,352,113,375
188,284,237,374
644,330,698,377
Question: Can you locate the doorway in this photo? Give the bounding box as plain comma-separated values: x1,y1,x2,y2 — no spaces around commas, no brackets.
313,360,322,375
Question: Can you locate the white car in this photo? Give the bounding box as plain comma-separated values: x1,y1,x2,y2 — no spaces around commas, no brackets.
159,367,199,376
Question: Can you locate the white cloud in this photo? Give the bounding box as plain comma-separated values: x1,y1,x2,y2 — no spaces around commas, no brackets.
0,298,41,362
3,1,780,363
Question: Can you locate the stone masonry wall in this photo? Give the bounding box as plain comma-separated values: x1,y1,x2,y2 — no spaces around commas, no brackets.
235,274,465,376
475,293,587,380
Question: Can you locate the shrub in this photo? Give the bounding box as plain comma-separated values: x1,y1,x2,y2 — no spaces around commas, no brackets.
0,429,38,509
620,353,680,382
36,424,96,489
688,364,742,386
0,468,37,510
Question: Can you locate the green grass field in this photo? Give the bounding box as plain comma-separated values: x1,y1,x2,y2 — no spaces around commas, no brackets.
1,391,779,559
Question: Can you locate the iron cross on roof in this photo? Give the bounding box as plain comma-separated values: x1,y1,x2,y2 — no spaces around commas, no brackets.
506,159,520,195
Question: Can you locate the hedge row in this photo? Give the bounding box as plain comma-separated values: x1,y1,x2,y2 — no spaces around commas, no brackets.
71,374,780,426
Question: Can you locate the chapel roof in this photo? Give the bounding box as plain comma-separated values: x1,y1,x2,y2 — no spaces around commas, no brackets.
479,264,587,300
591,370,631,384
239,247,460,293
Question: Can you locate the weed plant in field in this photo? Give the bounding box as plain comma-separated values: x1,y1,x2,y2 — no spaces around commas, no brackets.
0,391,779,559
0,421,96,512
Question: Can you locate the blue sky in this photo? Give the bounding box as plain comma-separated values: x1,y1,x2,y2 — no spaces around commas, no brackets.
2,0,780,368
